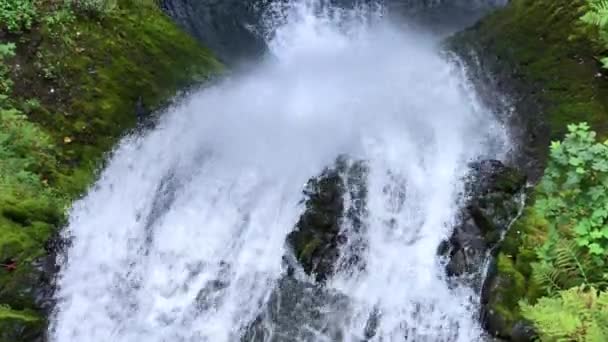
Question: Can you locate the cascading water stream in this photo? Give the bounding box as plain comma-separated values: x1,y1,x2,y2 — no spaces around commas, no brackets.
50,1,510,341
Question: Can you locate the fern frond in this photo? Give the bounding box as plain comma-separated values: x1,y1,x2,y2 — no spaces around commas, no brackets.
522,287,608,341
532,261,563,295
584,0,608,27
554,239,590,286
532,237,608,294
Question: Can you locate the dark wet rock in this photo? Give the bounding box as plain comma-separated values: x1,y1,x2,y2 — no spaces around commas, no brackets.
0,232,65,315
440,160,529,341
194,261,232,312
160,0,270,64
363,307,380,339
0,317,44,342
196,279,229,312
0,233,67,342
286,157,367,283
478,208,543,342
510,320,537,342
243,277,350,342
159,0,501,65
443,160,526,281
481,256,525,338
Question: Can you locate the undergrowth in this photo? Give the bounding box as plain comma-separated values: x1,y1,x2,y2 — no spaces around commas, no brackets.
520,123,608,341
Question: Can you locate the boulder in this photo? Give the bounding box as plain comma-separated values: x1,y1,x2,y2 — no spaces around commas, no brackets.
243,277,351,341
443,160,526,281
479,208,546,341
286,157,367,283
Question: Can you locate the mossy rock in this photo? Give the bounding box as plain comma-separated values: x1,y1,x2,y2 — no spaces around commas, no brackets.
481,206,548,340
287,166,345,282
484,254,527,337
452,0,608,137
445,160,526,279
287,157,367,282
0,307,43,342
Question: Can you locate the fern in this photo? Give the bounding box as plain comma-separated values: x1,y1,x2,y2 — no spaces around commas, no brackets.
582,0,608,27
521,287,608,342
533,238,608,295
583,0,608,68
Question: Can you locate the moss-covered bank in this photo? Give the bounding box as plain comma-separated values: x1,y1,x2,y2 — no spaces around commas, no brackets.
0,1,221,340
450,0,608,340
453,0,607,137
449,0,608,183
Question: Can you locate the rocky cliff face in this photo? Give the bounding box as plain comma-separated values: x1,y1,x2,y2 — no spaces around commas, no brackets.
160,0,270,64
446,0,608,340
158,0,509,64
448,0,608,179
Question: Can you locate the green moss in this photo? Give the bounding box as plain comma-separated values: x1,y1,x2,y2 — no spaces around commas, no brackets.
453,3,608,336
486,205,549,337
453,0,608,139
10,1,222,197
0,306,39,322
493,167,527,194
299,237,323,263
0,0,221,338
489,254,527,328
0,306,42,342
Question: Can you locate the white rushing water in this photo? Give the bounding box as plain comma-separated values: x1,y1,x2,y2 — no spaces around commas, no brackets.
50,1,509,341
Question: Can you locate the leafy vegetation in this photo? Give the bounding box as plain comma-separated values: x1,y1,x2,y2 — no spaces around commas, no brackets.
521,286,608,341
69,0,118,16
0,0,37,32
582,0,608,68
0,43,16,97
536,123,608,260
519,123,608,339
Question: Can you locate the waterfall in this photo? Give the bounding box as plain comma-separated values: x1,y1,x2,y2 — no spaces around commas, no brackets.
50,1,510,341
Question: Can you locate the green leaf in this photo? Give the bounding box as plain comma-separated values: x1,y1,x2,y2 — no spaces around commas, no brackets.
577,237,591,247
0,43,16,57
592,208,608,221
575,221,592,236
589,186,605,201
589,243,605,255
591,230,605,239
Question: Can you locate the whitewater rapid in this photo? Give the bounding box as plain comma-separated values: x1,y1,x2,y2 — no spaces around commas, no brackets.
50,1,509,341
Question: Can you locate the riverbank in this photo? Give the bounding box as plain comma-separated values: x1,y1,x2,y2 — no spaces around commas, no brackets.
450,0,608,340
0,1,221,340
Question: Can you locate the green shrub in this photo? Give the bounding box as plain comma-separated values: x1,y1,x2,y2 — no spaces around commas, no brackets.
523,123,608,339
531,237,608,295
0,0,37,33
67,0,117,16
0,108,57,200
535,123,608,262
0,43,16,99
521,286,608,342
